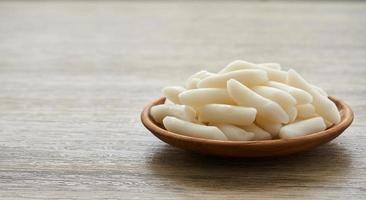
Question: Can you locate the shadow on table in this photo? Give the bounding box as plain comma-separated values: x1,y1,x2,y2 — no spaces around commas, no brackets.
146,142,352,190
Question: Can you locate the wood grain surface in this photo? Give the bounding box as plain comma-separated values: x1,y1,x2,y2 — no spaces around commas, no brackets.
0,1,365,199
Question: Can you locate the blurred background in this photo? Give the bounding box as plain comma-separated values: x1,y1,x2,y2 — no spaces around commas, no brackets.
1,1,365,87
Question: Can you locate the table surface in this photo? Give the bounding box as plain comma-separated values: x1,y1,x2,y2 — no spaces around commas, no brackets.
0,1,365,199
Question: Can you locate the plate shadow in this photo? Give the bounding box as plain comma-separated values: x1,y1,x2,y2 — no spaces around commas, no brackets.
146,142,352,191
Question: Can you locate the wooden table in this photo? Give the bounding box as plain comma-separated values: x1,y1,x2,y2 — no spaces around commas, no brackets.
0,1,365,199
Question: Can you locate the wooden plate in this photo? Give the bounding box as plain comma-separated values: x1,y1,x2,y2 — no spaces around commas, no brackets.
141,96,353,157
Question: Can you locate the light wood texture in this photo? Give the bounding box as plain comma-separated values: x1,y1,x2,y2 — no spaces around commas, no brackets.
141,97,353,157
0,1,365,199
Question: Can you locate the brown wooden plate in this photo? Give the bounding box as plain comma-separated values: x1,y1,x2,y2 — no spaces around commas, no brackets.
141,96,353,157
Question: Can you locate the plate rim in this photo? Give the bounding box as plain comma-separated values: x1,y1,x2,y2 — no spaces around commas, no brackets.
141,96,354,147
